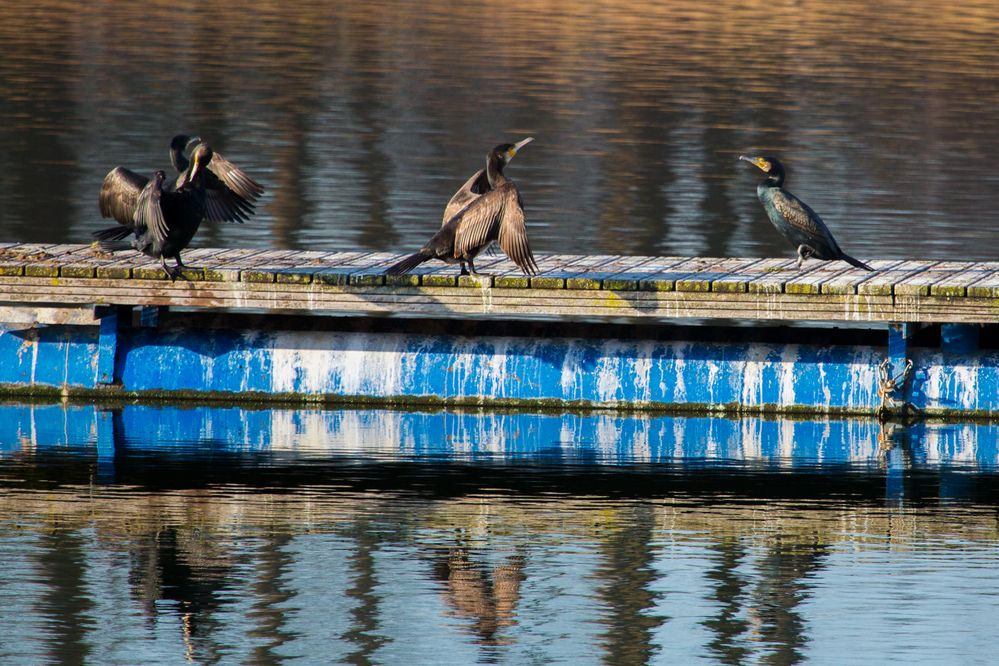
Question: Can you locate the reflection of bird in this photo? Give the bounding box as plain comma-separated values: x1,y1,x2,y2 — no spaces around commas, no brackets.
386,141,539,277
740,155,873,271
94,144,215,279
168,135,264,223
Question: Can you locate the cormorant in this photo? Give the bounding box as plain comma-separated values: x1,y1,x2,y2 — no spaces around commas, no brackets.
740,155,873,271
168,134,264,223
94,143,215,279
386,141,539,277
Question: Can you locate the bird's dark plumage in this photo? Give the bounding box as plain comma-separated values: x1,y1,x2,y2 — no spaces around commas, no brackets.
388,141,539,277
740,155,873,271
442,137,532,225
169,134,264,224
95,144,216,279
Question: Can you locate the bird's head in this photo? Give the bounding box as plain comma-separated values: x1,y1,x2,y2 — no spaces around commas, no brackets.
493,137,534,166
739,154,785,185
180,143,213,188
170,135,191,152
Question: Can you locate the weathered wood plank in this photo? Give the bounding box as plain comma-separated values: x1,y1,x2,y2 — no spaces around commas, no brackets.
929,263,999,297
855,260,940,296
819,259,904,295
892,262,981,296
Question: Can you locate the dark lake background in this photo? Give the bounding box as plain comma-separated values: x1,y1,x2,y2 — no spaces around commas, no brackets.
2,1,999,261
3,1,999,664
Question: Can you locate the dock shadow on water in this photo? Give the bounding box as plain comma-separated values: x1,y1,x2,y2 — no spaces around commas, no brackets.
1,403,998,665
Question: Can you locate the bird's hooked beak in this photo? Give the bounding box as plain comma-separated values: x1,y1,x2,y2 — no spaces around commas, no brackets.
185,136,203,153
179,151,202,188
739,155,771,172
507,136,534,161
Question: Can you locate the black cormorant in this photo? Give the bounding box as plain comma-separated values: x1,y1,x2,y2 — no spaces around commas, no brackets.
386,141,539,277
94,143,215,279
168,134,264,223
740,155,873,271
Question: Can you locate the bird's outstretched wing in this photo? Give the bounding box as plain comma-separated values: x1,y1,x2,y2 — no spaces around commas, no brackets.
134,173,169,242
771,189,841,250
496,186,538,275
99,167,148,227
206,150,264,202
443,168,489,225
453,183,537,275
178,146,264,224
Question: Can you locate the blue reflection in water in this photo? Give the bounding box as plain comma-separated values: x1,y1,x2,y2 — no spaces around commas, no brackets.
0,402,998,665
2,402,998,471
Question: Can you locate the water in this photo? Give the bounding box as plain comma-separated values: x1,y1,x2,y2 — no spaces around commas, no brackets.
1,402,998,664
2,1,999,260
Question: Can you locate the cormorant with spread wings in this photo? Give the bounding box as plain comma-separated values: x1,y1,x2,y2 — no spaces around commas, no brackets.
94,143,216,279
386,141,539,277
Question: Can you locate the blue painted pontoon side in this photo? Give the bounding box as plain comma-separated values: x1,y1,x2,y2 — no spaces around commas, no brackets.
1,322,996,416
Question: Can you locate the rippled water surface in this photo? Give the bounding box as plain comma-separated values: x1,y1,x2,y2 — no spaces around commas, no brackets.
2,1,999,260
1,403,998,664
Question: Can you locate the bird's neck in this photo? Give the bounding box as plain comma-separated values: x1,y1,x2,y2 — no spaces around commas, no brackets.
486,156,507,189
762,172,784,188
170,149,189,174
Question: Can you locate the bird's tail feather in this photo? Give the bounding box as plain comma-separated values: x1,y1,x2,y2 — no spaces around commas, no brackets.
842,253,874,272
385,250,433,275
93,226,132,243
92,226,133,251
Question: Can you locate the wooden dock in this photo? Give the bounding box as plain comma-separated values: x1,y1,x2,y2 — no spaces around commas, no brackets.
0,243,997,324
0,243,996,416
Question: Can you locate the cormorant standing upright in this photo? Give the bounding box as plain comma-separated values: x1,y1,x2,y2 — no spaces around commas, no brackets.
386,141,539,277
740,155,873,271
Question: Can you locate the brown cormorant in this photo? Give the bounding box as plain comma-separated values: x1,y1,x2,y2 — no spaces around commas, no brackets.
740,155,873,271
94,143,215,279
386,141,539,277
168,134,264,223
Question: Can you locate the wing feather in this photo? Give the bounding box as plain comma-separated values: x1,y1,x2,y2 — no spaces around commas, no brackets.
771,190,839,250
443,168,489,225
496,186,538,275
206,151,264,202
99,167,147,227
133,172,169,243
453,187,506,258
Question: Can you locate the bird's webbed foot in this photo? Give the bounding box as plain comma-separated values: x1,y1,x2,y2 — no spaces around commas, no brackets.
459,262,469,276
466,260,490,279
162,257,185,282
796,245,816,269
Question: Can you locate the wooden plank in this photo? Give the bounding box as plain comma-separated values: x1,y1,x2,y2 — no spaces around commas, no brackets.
630,257,716,292
747,259,823,294
892,262,978,297
930,263,999,297
710,257,791,294
820,259,904,295
783,261,864,296
530,254,618,290
967,266,999,299
855,260,940,296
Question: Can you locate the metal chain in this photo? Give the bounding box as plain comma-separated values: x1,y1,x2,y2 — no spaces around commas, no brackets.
876,357,913,419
